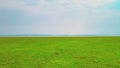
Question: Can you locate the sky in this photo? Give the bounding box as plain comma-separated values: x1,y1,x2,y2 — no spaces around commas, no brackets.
0,0,120,35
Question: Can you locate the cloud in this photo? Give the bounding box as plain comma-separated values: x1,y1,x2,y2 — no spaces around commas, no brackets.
0,0,120,35
0,0,116,15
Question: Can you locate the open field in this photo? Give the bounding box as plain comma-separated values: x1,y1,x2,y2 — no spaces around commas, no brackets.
0,37,120,68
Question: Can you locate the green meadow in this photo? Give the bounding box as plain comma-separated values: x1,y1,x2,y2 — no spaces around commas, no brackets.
0,37,120,68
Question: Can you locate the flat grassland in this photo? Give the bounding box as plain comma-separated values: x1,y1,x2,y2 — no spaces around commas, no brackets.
0,37,120,68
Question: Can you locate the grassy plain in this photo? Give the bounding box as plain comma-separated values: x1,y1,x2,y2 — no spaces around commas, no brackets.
0,37,120,68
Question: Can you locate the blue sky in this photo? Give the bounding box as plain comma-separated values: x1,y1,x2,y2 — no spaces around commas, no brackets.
0,0,120,35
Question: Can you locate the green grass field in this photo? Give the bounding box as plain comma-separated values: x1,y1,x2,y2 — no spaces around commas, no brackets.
0,37,120,68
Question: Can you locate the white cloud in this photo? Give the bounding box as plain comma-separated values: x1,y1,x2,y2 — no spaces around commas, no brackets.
55,0,115,9
0,0,116,15
0,0,44,14
0,0,119,35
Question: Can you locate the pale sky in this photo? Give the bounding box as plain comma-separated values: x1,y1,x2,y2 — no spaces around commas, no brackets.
0,0,120,35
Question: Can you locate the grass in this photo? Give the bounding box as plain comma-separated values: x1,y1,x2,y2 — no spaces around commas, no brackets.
0,37,120,68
